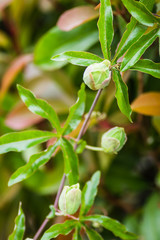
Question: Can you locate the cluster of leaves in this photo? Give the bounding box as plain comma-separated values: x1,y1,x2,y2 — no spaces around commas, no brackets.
0,0,160,239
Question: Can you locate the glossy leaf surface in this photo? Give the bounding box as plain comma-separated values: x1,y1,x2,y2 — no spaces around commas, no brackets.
81,215,137,240
60,138,79,185
113,0,155,63
112,69,132,122
0,130,55,154
52,51,103,67
131,92,160,116
85,226,103,240
121,0,160,26
41,220,76,240
9,203,25,240
62,83,86,135
80,171,100,216
8,142,59,186
34,22,99,70
17,85,61,132
98,0,114,59
131,59,160,78
121,27,160,72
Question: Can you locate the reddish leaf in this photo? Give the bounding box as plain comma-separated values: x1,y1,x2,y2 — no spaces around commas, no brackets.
57,6,99,31
0,54,33,99
131,92,160,116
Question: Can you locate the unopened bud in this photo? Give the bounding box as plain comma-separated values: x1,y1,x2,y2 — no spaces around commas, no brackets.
58,183,81,215
83,60,111,90
101,127,127,154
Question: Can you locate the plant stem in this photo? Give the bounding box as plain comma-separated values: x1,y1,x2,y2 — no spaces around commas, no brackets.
33,88,103,240
85,145,103,152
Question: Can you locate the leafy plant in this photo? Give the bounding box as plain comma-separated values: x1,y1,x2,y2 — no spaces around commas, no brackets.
0,0,159,239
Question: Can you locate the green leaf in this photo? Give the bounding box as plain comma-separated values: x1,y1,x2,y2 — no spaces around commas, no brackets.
47,205,56,219
121,0,160,27
41,220,76,240
112,68,132,122
34,21,99,70
81,215,137,240
98,0,114,59
62,83,86,135
0,130,55,154
113,18,147,63
8,142,59,186
73,226,82,240
17,85,61,133
9,202,25,240
60,138,79,185
85,226,103,240
80,171,100,216
140,193,160,240
76,140,87,154
120,27,160,72
52,51,103,67
131,59,160,78
113,0,155,63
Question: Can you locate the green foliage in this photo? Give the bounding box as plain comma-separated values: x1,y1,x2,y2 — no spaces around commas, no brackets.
112,68,132,122
0,130,55,154
121,0,160,26
120,26,160,72
9,203,25,240
8,142,59,186
98,0,114,59
41,220,76,240
85,226,103,240
80,171,100,216
34,22,99,70
17,85,61,133
81,215,137,240
52,51,103,67
60,138,79,185
131,59,160,78
62,83,86,135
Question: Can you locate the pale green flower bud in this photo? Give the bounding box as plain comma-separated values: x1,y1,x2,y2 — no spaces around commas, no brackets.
58,183,81,215
101,127,127,154
83,60,111,90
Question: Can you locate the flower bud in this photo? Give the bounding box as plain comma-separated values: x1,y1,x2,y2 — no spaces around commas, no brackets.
101,127,127,154
58,183,81,215
83,60,111,90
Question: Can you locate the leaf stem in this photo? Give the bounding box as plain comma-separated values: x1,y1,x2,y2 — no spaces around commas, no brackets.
33,88,103,240
85,145,103,152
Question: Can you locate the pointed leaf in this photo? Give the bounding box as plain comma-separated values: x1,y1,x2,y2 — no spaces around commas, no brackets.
17,85,61,132
81,215,137,240
41,220,76,240
85,226,103,240
113,0,155,63
120,27,160,72
80,171,100,216
60,138,79,185
72,227,82,240
131,92,160,116
8,142,59,186
52,51,103,67
0,130,55,154
62,84,86,135
113,18,147,63
121,0,160,26
9,202,25,240
34,22,99,70
98,0,114,59
131,59,160,78
112,68,132,122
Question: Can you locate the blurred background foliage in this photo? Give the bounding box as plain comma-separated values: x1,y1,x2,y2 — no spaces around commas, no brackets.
0,0,160,239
